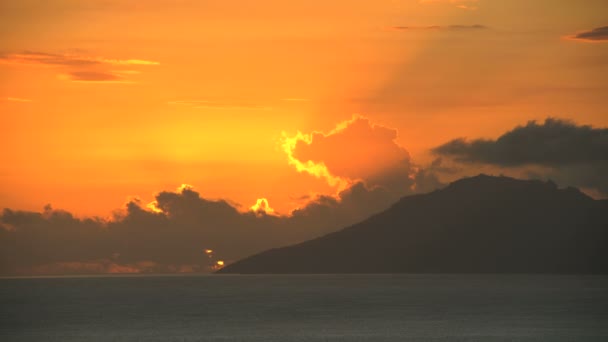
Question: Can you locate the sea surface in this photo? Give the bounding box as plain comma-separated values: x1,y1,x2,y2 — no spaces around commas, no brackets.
1,274,607,341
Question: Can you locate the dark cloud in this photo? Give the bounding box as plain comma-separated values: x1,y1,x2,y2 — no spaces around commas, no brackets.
390,25,487,31
533,163,608,196
568,26,608,42
433,118,608,195
0,178,442,276
291,182,403,230
433,118,608,167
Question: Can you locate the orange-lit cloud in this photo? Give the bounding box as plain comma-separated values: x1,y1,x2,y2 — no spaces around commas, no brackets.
62,71,126,82
250,198,276,216
288,115,412,188
146,201,164,213
167,100,271,110
281,115,446,206
0,51,158,83
389,25,487,31
3,97,33,103
281,131,351,191
0,51,159,67
281,98,310,102
177,184,195,192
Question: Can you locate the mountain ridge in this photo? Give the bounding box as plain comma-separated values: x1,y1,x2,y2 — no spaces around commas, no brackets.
217,174,608,274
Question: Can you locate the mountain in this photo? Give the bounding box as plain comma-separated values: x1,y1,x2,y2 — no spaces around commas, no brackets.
217,175,608,274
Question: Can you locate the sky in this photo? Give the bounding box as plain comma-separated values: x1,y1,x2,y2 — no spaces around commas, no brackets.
1,0,607,275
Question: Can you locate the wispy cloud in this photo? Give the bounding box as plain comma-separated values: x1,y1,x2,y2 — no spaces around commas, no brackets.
59,71,134,84
0,51,159,67
167,100,272,110
4,97,33,103
281,98,310,102
565,26,608,43
65,71,122,81
101,59,159,66
0,51,159,83
419,0,479,10
390,24,487,31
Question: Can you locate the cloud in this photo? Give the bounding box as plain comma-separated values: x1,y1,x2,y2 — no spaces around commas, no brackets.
0,51,158,83
433,118,608,195
3,97,33,103
0,51,99,67
0,183,414,276
282,115,444,219
566,26,608,42
390,25,487,31
64,71,125,82
0,51,159,67
290,182,401,230
167,100,271,110
250,198,276,216
281,132,350,191
433,118,608,167
284,115,445,196
281,98,310,102
419,0,479,10
0,188,276,276
284,115,414,189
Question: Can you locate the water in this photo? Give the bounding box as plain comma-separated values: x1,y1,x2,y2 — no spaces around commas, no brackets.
1,274,607,341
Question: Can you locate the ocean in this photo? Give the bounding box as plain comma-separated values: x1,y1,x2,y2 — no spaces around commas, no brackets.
1,274,607,341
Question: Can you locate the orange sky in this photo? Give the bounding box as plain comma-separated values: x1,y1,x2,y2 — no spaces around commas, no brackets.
1,0,607,217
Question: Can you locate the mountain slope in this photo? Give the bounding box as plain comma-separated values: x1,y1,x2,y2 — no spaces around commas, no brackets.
218,175,608,274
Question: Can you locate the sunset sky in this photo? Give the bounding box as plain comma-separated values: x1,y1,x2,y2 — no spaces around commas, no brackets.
1,0,607,216
1,1,607,274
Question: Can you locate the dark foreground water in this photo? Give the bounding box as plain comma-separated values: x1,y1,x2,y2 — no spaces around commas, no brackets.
1,274,607,341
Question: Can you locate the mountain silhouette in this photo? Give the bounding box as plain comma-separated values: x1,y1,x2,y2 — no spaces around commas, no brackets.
217,174,608,274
